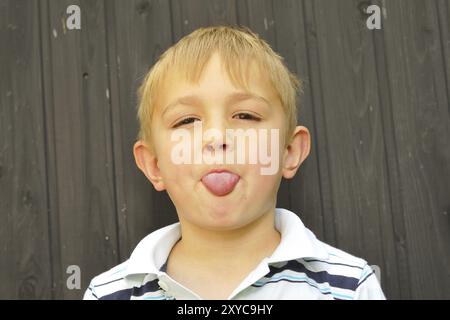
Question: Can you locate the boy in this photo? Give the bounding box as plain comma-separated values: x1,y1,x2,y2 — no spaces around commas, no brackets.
84,26,385,300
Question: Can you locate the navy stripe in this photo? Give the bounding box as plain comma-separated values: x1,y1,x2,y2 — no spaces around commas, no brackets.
99,287,133,300
303,259,364,270
355,271,374,289
266,260,359,291
252,278,333,296
93,277,124,287
132,279,161,296
99,279,161,300
88,287,98,299
159,261,168,273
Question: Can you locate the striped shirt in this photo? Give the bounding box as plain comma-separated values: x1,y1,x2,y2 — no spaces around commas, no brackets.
83,208,386,300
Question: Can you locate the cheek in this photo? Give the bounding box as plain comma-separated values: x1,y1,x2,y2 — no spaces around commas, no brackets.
154,139,199,187
245,173,281,209
151,142,181,184
245,164,282,194
158,157,191,185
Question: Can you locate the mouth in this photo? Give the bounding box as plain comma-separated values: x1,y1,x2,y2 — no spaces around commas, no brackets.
201,169,240,197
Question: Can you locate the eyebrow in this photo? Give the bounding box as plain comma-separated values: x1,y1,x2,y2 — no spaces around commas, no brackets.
161,91,271,117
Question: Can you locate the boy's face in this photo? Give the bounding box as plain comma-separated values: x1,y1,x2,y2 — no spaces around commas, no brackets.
134,53,310,231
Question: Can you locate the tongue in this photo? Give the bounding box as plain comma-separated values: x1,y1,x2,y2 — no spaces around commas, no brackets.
201,172,240,196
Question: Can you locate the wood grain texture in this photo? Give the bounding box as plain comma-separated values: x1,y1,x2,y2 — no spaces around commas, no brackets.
269,0,327,243
0,0,52,299
105,0,176,264
372,0,450,299
299,0,398,298
0,0,448,299
38,0,119,299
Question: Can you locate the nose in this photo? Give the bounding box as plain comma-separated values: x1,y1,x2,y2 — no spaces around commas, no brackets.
202,117,232,153
205,141,228,152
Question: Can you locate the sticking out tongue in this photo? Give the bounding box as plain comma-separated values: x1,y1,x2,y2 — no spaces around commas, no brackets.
201,171,240,196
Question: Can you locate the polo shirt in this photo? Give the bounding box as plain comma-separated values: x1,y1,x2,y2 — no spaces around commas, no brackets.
83,208,386,300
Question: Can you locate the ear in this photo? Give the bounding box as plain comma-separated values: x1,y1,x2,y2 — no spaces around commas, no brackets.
282,126,311,179
133,140,166,191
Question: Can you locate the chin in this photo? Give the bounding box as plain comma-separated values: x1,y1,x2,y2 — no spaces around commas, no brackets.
200,204,247,230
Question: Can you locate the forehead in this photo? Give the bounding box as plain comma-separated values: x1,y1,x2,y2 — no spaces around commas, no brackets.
154,53,281,113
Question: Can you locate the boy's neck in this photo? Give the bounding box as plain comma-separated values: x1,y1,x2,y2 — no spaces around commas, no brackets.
172,209,281,267
165,209,281,299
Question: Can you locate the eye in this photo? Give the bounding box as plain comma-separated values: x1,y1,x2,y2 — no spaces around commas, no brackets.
173,117,200,128
233,112,261,121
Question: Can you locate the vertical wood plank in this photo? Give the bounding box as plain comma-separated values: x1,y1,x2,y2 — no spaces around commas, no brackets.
300,0,339,246
39,0,119,298
267,0,326,239
373,0,450,299
0,0,52,299
371,0,413,300
237,0,277,44
301,0,400,298
106,0,175,261
171,0,238,41
436,0,450,111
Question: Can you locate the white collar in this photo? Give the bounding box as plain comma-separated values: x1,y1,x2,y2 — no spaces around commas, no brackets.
124,208,329,277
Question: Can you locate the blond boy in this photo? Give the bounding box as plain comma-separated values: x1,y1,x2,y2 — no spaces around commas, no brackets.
84,26,385,300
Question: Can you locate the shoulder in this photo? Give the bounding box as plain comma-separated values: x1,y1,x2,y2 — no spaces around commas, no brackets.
83,222,180,300
298,241,385,299
83,260,151,300
315,240,368,270
91,261,130,286
300,241,367,285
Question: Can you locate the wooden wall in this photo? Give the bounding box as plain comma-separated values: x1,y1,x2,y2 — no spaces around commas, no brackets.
1,0,449,299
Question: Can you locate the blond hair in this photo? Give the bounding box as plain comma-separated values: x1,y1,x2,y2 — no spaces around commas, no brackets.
137,25,302,145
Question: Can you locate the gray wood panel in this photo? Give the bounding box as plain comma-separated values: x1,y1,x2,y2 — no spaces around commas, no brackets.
38,0,119,299
0,0,449,299
105,0,176,265
0,0,52,299
373,0,450,299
